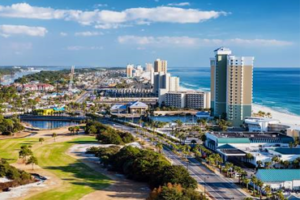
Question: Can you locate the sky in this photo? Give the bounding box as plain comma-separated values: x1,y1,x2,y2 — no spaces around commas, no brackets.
0,0,299,68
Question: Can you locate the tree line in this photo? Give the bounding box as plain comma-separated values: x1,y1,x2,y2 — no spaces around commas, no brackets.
85,121,135,144
87,145,206,200
0,115,24,135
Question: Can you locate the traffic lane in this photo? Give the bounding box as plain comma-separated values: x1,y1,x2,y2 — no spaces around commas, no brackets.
162,147,228,200
188,158,247,199
163,147,246,199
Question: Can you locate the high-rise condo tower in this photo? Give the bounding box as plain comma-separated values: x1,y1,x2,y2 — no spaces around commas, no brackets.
210,47,254,126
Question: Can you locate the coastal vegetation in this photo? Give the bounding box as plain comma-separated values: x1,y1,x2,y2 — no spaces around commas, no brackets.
85,120,135,144
0,114,24,135
15,70,70,85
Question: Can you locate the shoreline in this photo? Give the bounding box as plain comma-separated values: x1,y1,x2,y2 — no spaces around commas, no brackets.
179,86,300,126
252,104,300,126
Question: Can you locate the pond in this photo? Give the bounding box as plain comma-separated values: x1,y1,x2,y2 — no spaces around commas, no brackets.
23,120,79,129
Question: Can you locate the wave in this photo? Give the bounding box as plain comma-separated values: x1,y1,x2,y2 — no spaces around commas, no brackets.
181,82,198,88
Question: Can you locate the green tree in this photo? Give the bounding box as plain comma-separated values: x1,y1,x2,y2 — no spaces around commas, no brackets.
26,156,38,170
39,137,45,144
19,145,33,162
52,132,57,141
251,176,258,195
161,165,197,189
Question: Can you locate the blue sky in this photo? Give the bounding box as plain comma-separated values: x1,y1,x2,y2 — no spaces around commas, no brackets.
0,0,299,67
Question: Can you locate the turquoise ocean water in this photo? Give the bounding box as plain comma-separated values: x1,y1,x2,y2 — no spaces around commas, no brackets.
169,67,300,117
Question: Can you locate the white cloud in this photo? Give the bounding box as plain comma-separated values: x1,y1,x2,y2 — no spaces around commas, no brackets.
67,46,103,51
0,3,228,28
60,32,67,36
74,31,102,37
118,36,293,47
167,2,190,6
0,25,47,37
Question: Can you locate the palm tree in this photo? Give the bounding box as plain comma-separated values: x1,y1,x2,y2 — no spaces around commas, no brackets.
155,143,163,153
39,137,44,144
283,160,290,169
234,166,242,183
256,160,263,168
275,189,285,200
264,185,272,199
272,156,280,168
245,153,254,162
243,178,250,191
52,132,57,142
26,156,38,170
256,179,264,198
251,176,258,195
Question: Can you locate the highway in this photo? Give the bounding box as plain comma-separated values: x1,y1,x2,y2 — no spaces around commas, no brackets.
100,119,248,200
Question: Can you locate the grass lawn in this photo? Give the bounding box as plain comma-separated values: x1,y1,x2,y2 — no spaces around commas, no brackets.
0,136,111,200
0,137,39,162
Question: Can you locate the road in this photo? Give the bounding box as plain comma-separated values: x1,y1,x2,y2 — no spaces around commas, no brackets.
100,119,248,200
76,91,92,103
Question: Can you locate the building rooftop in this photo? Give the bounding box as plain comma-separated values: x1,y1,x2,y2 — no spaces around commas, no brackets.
245,117,280,124
217,144,246,155
256,169,300,182
208,132,294,144
273,148,300,155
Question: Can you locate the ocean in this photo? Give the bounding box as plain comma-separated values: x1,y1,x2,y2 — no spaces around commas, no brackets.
169,67,300,117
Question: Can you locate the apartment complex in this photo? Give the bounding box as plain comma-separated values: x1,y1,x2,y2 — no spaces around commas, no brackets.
165,92,185,108
145,63,153,72
163,91,211,109
210,47,254,126
154,59,167,73
153,72,180,96
126,64,134,77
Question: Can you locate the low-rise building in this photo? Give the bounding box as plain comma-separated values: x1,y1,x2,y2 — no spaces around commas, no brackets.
245,117,280,132
161,91,210,109
256,169,300,190
205,131,295,163
110,101,148,115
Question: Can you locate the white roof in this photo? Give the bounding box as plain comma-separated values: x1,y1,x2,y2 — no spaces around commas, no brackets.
214,47,232,55
129,101,148,108
245,117,280,124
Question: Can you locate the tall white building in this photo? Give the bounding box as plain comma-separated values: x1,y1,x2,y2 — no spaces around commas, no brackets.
145,63,153,72
126,64,134,77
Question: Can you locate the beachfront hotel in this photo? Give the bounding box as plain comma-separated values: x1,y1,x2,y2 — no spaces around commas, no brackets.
154,59,168,73
126,64,134,77
210,47,254,126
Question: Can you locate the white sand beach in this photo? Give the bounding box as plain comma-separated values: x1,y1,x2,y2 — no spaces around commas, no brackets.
252,104,300,126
